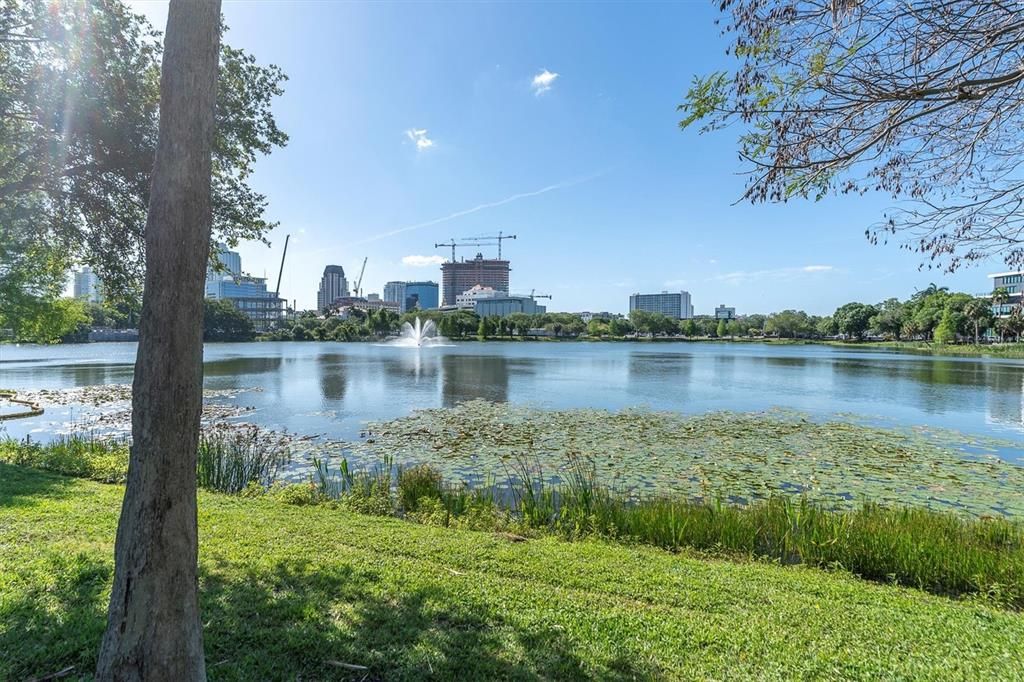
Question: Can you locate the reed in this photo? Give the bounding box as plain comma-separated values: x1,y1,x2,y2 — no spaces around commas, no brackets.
196,425,291,493
4,433,1021,606
2,427,290,494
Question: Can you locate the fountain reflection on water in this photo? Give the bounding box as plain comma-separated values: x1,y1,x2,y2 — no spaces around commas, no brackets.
390,317,450,347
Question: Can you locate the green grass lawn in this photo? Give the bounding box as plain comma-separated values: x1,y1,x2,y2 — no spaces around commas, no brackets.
3,464,1024,681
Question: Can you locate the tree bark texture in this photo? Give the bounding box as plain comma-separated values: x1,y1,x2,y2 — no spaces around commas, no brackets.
96,1,222,679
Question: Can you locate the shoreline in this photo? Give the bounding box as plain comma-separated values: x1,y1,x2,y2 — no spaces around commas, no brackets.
14,335,1024,360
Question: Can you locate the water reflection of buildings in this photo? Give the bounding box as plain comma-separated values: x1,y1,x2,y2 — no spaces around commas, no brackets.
384,350,441,384
317,354,349,403
986,367,1024,431
627,352,692,399
825,357,1024,433
441,354,510,407
63,362,133,388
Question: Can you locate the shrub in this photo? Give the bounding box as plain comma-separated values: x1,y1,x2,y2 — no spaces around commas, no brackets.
397,464,443,512
0,434,128,482
268,482,322,506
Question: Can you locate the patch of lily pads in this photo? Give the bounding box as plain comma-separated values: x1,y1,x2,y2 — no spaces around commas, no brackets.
350,400,1024,519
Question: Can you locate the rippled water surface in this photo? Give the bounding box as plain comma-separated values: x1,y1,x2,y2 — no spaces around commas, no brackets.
3,341,1024,454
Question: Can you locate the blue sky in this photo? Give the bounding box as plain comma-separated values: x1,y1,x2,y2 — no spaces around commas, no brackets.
128,0,990,315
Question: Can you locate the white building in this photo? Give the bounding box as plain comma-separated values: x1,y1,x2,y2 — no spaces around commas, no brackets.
714,304,736,320
989,271,1023,316
73,266,103,304
628,291,693,319
455,284,501,310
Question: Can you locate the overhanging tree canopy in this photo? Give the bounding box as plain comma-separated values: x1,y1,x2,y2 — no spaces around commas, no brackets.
0,0,287,299
680,0,1024,271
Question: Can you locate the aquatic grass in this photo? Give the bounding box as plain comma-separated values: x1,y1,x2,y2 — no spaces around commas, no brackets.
2,427,290,494
313,453,395,515
323,452,1024,606
196,425,291,494
4,423,1023,606
353,400,1024,518
540,490,1024,607
0,433,128,483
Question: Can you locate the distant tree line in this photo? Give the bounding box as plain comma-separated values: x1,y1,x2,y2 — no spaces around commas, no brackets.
10,285,1019,346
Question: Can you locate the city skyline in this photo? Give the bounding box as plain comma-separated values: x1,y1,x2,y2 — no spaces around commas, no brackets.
120,1,993,315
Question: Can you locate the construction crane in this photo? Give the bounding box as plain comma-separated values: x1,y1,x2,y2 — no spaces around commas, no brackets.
529,289,552,300
353,257,368,298
460,230,517,259
274,234,290,297
434,239,485,262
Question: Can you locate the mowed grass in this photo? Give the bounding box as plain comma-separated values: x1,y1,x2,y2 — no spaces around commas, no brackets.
3,464,1024,681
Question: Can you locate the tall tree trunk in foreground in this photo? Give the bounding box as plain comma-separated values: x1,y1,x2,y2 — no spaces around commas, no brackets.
97,1,222,679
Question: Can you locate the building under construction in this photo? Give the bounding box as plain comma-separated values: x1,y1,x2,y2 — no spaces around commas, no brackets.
441,253,510,306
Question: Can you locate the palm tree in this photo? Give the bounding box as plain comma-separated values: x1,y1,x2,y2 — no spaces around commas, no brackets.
912,283,949,302
963,298,992,344
991,288,1011,342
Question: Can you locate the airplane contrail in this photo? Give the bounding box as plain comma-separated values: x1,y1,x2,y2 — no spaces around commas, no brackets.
350,172,603,246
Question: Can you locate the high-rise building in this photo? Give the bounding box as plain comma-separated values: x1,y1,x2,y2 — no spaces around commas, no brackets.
317,265,349,312
211,243,241,277
73,266,103,304
629,291,693,319
385,280,440,313
404,281,439,312
205,247,284,331
440,253,509,306
383,281,406,307
714,304,736,320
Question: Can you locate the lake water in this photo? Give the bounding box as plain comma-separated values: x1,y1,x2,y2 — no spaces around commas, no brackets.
2,341,1024,457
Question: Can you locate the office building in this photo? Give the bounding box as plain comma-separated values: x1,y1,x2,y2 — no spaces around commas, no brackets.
211,243,241,277
715,304,736,320
73,266,103,304
629,291,693,319
578,312,618,323
383,281,406,307
205,247,284,331
441,253,510,306
475,295,546,317
317,265,349,313
384,280,439,313
989,271,1024,316
404,281,439,312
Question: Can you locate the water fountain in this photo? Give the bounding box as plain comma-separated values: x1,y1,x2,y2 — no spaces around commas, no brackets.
390,316,449,347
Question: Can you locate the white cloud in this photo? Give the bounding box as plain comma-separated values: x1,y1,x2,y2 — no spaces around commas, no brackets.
531,68,559,95
405,128,434,151
711,265,836,285
402,254,446,268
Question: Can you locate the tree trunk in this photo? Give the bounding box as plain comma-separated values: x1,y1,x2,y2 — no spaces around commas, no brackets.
96,1,222,679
